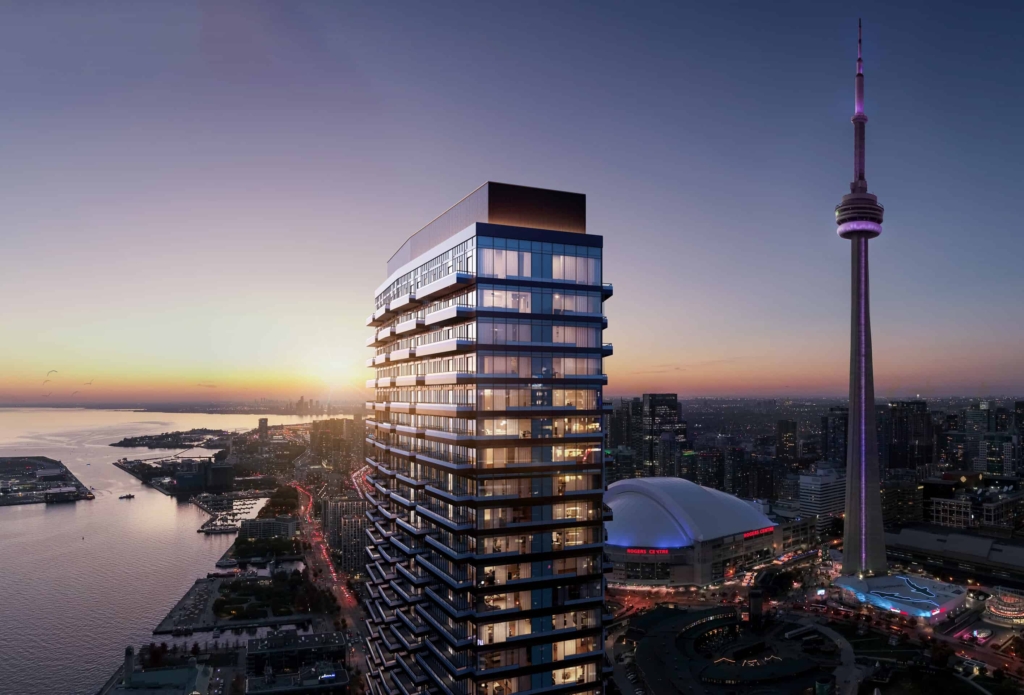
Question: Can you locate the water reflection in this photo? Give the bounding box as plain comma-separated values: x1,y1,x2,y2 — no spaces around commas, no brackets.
0,408,322,695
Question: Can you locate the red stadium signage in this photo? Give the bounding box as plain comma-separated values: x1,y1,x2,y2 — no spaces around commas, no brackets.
626,548,669,555
742,526,775,539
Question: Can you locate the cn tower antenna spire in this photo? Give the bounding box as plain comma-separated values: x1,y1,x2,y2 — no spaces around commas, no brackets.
853,19,866,186
858,18,863,71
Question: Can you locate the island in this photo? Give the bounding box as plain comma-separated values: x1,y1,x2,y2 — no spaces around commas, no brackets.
109,428,231,450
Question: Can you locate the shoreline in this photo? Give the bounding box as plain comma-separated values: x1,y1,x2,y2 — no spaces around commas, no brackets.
111,460,176,496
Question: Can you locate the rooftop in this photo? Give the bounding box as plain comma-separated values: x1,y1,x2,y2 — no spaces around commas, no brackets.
386,182,586,277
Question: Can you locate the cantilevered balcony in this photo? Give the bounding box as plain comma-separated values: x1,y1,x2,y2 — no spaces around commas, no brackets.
414,338,474,359
414,272,475,304
396,316,426,335
424,303,475,328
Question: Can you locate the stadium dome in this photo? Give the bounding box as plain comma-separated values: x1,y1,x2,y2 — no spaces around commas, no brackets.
604,477,776,549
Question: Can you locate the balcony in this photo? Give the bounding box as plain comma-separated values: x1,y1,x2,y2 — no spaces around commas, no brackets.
424,303,475,327
603,502,614,522
368,304,391,327
601,282,613,299
416,555,474,590
395,374,425,387
601,343,613,357
390,293,418,313
388,347,416,362
390,622,425,653
414,338,474,358
413,271,475,304
396,516,433,537
413,403,476,417
396,562,433,586
396,317,425,335
369,327,395,347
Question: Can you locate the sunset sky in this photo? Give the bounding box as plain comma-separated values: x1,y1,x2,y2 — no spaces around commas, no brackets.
2,1,1023,404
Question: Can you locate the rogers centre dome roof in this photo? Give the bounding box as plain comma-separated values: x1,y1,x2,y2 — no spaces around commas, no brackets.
604,478,775,549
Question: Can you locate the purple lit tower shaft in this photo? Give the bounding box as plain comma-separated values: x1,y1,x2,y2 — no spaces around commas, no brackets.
838,21,887,577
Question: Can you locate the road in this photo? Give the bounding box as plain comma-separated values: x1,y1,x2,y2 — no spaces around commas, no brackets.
290,478,369,670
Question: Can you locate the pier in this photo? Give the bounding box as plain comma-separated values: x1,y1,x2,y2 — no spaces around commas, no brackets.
0,457,94,506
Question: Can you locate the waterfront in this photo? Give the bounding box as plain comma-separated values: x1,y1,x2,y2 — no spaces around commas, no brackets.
0,408,323,695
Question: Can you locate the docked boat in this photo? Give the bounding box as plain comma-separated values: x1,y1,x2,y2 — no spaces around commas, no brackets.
199,525,238,534
215,558,239,569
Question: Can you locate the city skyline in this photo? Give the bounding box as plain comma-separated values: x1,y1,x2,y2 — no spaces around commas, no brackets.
3,2,1024,404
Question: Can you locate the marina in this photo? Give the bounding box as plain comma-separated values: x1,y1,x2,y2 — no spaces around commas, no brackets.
191,492,267,534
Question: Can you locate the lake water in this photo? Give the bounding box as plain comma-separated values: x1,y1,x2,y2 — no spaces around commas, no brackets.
0,408,323,695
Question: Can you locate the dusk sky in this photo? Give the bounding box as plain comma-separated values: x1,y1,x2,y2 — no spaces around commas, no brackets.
2,1,1022,404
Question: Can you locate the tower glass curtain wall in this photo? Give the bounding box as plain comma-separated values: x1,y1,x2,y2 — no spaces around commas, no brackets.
641,394,681,477
363,183,611,695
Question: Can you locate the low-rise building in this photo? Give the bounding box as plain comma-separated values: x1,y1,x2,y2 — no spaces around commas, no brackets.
245,631,349,694
886,524,1024,587
239,516,297,540
102,647,212,694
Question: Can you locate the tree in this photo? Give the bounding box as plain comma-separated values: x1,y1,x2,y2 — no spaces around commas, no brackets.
191,642,201,656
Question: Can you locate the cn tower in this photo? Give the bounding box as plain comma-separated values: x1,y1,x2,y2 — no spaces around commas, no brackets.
837,20,888,578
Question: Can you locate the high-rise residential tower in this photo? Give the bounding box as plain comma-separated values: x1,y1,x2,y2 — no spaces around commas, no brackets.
837,22,888,577
363,183,611,695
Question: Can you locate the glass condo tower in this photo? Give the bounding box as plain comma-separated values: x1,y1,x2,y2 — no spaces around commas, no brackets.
363,183,612,695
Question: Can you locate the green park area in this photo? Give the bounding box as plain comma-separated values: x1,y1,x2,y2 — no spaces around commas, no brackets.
256,486,299,518
212,570,338,621
232,535,301,559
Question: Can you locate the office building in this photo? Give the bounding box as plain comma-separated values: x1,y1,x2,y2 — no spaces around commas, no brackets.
775,420,797,463
640,394,684,477
889,401,933,471
984,433,1017,476
609,397,640,450
799,467,846,534
880,479,923,527
963,404,992,466
821,407,848,466
363,183,610,695
259,418,269,441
